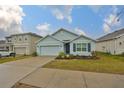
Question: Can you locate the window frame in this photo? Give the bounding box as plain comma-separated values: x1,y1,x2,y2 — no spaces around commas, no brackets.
81,43,87,51
76,43,82,51
73,43,87,52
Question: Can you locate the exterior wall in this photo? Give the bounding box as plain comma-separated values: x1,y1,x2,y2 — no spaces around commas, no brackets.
0,43,13,51
36,36,64,56
96,35,124,55
70,37,95,56
96,39,116,54
0,42,10,50
115,35,124,54
52,30,78,41
6,34,41,55
30,35,41,54
11,35,31,55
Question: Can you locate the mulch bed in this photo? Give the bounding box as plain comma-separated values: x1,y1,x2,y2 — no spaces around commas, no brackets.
56,56,100,60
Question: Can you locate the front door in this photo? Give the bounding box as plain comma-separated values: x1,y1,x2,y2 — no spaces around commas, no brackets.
64,43,70,54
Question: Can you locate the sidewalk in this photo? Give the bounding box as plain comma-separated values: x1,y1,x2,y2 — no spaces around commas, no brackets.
16,68,124,88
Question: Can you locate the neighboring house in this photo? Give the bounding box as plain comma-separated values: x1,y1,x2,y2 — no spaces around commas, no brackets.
0,40,12,51
6,33,42,55
36,28,96,56
96,28,124,55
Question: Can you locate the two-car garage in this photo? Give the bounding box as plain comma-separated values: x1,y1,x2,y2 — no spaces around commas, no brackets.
36,35,63,56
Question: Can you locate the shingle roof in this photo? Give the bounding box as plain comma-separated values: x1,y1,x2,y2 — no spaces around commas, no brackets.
11,32,42,38
97,28,124,41
70,35,96,42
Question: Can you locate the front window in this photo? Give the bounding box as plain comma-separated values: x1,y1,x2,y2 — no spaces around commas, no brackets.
82,43,87,51
77,43,82,51
73,43,87,52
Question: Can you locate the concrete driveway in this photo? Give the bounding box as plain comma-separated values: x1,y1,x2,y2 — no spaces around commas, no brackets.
0,56,55,88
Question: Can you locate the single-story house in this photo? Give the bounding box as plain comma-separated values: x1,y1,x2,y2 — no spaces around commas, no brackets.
36,28,96,56
96,28,124,55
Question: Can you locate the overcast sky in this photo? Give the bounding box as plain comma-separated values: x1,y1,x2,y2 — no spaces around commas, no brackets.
0,5,124,39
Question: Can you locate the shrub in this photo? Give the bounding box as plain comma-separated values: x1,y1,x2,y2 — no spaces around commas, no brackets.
32,52,37,56
65,54,74,59
121,52,124,56
106,52,111,55
57,51,66,59
91,51,97,57
66,54,70,59
23,54,26,56
69,54,75,59
57,52,75,59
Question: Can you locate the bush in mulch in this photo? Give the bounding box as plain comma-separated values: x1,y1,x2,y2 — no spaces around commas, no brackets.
56,51,75,59
56,51,100,60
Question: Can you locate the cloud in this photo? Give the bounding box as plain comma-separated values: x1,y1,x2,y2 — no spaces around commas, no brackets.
103,6,121,33
74,27,86,36
52,9,64,20
36,22,51,36
103,23,111,33
89,5,103,13
51,6,73,24
0,6,25,39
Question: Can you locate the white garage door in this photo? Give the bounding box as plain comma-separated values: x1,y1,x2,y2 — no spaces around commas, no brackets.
40,45,61,56
14,47,26,55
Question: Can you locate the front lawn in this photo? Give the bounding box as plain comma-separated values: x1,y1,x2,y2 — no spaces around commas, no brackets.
43,52,124,74
0,55,31,64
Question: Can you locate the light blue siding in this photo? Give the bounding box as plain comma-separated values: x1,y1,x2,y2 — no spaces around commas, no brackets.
52,30,78,41
70,36,95,56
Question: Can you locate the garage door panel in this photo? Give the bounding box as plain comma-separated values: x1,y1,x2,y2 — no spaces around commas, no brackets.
40,45,61,56
14,47,26,55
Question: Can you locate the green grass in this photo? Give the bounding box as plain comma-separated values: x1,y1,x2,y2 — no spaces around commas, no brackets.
0,55,31,64
43,52,124,74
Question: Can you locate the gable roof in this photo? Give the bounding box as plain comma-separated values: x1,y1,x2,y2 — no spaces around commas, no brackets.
97,28,124,42
36,35,63,44
70,35,96,42
51,28,79,37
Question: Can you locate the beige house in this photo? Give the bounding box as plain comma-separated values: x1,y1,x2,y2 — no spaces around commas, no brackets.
96,28,124,55
6,33,42,55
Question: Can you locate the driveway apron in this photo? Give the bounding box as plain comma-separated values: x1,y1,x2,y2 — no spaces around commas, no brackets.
0,56,55,88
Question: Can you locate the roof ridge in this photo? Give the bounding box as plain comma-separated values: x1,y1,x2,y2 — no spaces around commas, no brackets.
52,28,79,36
7,32,42,38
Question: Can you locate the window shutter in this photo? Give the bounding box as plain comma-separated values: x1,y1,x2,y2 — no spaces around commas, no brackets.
88,43,91,52
73,43,76,52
